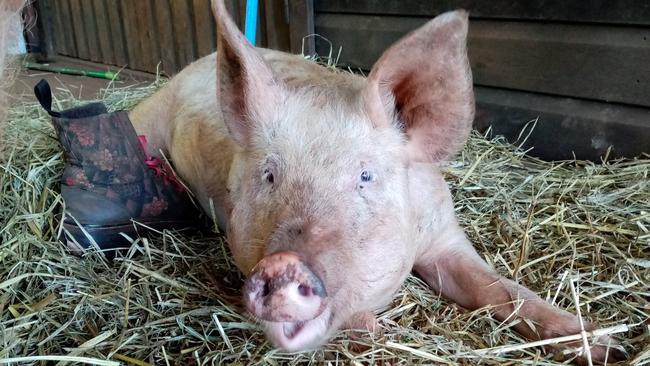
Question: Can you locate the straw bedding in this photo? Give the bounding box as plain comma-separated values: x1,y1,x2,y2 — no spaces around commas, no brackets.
0,81,648,365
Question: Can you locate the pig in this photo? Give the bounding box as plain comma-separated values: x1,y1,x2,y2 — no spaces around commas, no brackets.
129,0,624,363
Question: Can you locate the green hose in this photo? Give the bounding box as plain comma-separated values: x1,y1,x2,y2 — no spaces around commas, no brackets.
24,62,120,81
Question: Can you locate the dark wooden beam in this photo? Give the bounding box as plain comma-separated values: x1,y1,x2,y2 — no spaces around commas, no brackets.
152,0,177,75
289,0,315,55
315,0,650,26
106,0,128,67
314,13,650,108
264,0,291,52
92,0,114,65
474,86,650,161
29,0,57,61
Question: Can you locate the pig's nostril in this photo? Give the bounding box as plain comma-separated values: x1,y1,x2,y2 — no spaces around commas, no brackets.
289,227,303,236
261,282,272,298
297,283,311,297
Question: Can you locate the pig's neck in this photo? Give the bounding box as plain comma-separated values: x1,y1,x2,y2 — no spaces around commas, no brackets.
129,54,237,227
408,163,460,256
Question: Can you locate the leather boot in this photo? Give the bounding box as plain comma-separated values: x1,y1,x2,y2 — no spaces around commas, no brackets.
35,79,203,256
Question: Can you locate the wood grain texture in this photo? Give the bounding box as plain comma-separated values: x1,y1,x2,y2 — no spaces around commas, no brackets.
68,0,89,60
474,86,650,160
153,0,178,75
48,0,67,55
80,0,101,61
119,0,142,70
192,0,217,57
264,0,291,51
314,13,650,107
106,0,128,67
41,0,287,73
315,0,650,26
170,0,197,70
289,0,315,54
134,0,159,72
55,0,76,56
469,21,650,108
93,0,113,65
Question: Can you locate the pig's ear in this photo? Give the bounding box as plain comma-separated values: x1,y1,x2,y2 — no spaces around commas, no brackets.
212,0,285,146
363,10,474,162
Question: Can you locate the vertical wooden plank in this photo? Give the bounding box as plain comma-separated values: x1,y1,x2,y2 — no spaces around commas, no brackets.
119,0,142,70
153,0,178,75
59,0,78,57
36,0,58,58
170,0,196,70
106,0,128,67
133,0,159,72
81,0,101,61
264,0,291,51
145,0,163,72
50,0,68,55
256,0,267,47
69,0,89,60
192,0,217,57
289,0,315,55
92,0,114,65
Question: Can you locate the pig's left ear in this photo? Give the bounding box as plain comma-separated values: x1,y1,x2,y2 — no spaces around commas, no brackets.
363,10,474,163
212,0,286,147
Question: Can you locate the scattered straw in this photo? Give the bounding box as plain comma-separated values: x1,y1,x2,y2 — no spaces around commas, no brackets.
0,76,648,365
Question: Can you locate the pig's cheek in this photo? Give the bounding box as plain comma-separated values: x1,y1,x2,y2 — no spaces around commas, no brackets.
227,208,264,274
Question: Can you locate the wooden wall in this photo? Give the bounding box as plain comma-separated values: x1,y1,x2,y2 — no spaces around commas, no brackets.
38,0,314,75
33,0,649,160
313,0,650,160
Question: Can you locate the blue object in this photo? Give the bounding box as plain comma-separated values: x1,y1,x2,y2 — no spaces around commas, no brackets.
244,0,259,45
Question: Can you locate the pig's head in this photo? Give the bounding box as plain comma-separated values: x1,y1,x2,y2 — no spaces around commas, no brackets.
211,0,474,351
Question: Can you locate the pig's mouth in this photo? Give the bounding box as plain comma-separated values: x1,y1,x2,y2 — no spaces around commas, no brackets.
282,320,305,338
264,306,333,352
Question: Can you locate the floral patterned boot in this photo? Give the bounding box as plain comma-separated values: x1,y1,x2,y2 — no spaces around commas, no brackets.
35,79,203,256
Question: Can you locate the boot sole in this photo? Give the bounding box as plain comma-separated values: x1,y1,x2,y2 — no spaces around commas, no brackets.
61,219,206,257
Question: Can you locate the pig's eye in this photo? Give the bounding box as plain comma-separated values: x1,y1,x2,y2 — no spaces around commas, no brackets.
359,170,374,187
263,168,274,184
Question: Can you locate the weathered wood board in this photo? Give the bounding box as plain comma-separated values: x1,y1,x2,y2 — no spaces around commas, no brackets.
40,0,295,75
315,0,650,26
475,87,650,160
314,14,650,108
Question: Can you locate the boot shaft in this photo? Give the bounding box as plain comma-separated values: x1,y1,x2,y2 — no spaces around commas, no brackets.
35,79,197,224
55,111,148,187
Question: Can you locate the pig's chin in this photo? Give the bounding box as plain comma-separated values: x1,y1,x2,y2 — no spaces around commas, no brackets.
264,306,333,352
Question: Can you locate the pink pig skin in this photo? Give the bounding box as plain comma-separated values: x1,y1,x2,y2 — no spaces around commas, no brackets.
128,0,624,363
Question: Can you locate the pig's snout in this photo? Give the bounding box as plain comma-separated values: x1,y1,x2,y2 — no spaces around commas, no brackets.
244,251,327,322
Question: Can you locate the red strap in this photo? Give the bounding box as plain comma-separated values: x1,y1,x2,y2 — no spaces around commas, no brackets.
138,135,185,193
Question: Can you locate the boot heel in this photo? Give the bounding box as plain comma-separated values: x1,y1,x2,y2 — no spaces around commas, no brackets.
62,221,137,256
